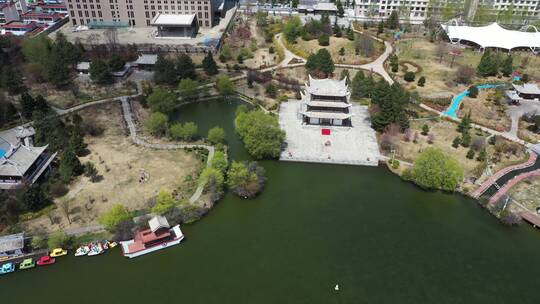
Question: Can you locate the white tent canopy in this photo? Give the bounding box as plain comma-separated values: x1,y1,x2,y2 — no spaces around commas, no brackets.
441,22,540,52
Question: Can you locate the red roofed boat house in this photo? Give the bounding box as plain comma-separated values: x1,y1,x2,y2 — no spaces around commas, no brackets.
120,215,184,258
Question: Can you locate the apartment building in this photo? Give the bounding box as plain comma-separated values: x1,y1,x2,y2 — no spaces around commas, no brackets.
353,0,539,23
66,0,220,28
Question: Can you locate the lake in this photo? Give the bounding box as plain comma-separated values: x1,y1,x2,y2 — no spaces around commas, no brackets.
2,99,540,304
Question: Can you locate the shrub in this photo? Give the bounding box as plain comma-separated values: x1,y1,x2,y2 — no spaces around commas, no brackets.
452,136,461,148
417,76,426,87
145,112,169,136
48,231,73,249
318,34,330,46
410,148,464,191
468,86,479,98
235,110,285,159
265,83,278,98
421,124,429,135
404,71,415,82
170,122,198,141
455,66,475,85
99,204,132,232
151,189,176,215
207,126,226,144
466,149,475,159
227,161,267,198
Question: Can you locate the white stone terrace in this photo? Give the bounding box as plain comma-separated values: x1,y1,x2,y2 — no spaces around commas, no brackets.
279,100,381,166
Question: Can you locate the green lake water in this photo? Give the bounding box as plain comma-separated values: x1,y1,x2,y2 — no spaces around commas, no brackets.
2,99,540,303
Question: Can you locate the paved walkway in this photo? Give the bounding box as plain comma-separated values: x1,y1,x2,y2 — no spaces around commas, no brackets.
471,153,537,199
120,97,215,203
64,224,105,236
489,168,540,206
275,33,306,67
505,100,540,139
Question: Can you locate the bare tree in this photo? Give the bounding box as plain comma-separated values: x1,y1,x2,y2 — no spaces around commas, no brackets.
45,208,56,225
59,199,72,225
435,44,448,63
103,28,119,51
86,33,101,45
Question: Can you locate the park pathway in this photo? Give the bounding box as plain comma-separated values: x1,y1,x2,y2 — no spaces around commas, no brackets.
120,97,215,204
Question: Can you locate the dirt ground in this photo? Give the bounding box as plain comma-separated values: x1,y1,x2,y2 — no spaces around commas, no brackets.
509,176,540,213
458,90,511,132
23,103,201,234
29,78,137,109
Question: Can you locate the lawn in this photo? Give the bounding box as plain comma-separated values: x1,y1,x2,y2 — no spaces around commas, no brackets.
29,78,137,109
396,38,540,95
458,90,511,132
509,176,540,213
518,120,540,143
288,36,384,65
384,118,527,194
23,102,202,234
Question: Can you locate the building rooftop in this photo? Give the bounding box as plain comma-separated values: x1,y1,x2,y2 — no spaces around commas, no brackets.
313,2,337,11
0,126,36,146
76,61,90,70
442,22,540,51
512,83,540,95
149,215,170,232
301,111,352,120
133,54,158,65
306,75,349,97
0,233,24,253
0,144,47,177
151,13,196,26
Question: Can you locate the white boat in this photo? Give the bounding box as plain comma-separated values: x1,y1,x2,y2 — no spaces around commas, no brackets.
74,245,90,257
120,216,184,259
87,243,104,256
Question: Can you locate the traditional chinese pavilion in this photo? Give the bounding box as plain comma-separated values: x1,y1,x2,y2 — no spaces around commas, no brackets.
300,76,352,127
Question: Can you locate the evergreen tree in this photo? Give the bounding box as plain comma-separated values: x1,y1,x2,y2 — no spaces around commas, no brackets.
19,92,36,119
33,95,50,115
500,55,513,77
346,25,354,40
351,70,366,99
176,53,196,80
377,21,384,35
154,54,177,85
54,32,82,66
69,129,87,156
371,82,410,131
108,53,126,71
1,68,25,95
333,18,342,37
47,44,71,88
89,59,113,84
477,51,498,77
0,96,16,127
336,0,344,17
458,111,472,133
305,49,335,76
202,52,219,75
341,69,351,85
59,146,84,182
387,10,400,29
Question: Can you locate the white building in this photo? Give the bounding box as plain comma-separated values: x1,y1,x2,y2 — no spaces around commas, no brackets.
352,0,540,24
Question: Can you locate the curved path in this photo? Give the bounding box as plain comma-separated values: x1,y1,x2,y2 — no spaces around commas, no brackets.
120,97,215,204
